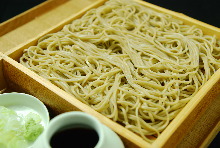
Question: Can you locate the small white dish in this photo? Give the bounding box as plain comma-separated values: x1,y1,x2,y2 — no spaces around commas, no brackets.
0,92,50,147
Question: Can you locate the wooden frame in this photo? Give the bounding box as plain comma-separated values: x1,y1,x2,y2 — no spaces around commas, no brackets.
0,0,219,147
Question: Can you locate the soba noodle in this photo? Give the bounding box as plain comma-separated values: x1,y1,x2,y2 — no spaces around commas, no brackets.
20,0,220,142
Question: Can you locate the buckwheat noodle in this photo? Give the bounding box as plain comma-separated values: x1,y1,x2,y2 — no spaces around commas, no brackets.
20,0,220,142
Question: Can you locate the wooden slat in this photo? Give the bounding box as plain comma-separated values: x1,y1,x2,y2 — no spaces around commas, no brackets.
0,0,99,54
0,52,7,91
0,0,68,37
200,121,220,148
4,0,107,62
177,96,220,148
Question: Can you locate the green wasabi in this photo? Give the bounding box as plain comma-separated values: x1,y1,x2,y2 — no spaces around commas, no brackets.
24,113,44,141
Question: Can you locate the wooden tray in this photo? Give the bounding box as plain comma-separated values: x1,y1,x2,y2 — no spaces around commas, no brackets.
0,0,219,147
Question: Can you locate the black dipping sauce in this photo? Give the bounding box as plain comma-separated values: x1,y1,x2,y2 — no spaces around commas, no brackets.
50,127,99,148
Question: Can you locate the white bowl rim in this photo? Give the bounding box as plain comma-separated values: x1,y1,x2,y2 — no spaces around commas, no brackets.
0,92,50,125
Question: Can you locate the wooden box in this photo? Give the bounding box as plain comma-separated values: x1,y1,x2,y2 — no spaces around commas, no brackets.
0,0,219,147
